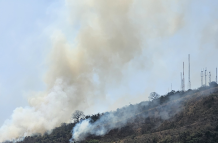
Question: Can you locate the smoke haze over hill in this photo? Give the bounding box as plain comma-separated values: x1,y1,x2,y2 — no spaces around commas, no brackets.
1,0,218,142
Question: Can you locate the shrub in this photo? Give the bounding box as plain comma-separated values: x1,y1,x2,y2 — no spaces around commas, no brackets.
88,139,99,143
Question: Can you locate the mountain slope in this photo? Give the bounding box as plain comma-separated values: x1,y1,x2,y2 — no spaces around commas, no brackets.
7,86,218,143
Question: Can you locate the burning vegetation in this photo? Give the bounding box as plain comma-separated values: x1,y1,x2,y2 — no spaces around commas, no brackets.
6,83,218,143
1,1,218,142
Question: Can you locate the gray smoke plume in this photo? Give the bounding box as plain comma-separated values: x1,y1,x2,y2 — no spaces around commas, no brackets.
70,87,218,142
0,0,187,142
70,92,176,142
70,101,152,142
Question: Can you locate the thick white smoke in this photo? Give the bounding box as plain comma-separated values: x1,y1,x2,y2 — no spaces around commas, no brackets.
71,87,218,142
0,0,187,142
70,103,149,142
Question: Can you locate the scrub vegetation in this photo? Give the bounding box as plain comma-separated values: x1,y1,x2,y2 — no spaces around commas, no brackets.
5,82,218,143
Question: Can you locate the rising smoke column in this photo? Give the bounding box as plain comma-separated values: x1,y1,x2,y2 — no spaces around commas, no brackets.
70,90,191,142
0,0,186,142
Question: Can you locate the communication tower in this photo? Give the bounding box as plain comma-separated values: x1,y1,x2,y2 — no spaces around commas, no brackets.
201,70,203,86
216,67,217,83
205,68,207,86
188,54,191,89
181,62,185,91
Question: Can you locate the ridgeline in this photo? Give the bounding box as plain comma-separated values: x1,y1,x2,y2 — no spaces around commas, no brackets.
5,82,218,143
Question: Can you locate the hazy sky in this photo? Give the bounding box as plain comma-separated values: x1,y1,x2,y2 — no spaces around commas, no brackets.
0,0,218,132
0,0,59,125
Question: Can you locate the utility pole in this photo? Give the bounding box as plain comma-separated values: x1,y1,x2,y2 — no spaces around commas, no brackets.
209,71,211,83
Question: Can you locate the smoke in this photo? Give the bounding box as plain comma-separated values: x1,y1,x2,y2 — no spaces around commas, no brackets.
71,87,218,142
70,91,183,142
0,0,187,142
70,103,151,142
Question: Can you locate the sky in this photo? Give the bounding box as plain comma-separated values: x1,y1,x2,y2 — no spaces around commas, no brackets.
0,0,58,125
0,0,218,141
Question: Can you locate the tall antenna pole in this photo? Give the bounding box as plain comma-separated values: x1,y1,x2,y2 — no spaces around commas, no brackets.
181,72,183,91
205,68,207,86
216,67,217,83
201,70,202,86
203,69,204,86
183,62,185,91
201,69,203,87
188,54,191,89
209,72,211,83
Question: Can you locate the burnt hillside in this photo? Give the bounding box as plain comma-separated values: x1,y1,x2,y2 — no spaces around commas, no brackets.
82,87,218,143
7,84,218,143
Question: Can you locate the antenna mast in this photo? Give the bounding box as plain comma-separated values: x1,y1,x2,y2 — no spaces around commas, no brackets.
209,71,211,83
201,69,203,87
216,67,217,83
205,68,207,86
188,54,191,89
183,62,185,91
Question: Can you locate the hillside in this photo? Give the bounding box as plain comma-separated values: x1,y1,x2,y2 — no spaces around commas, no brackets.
5,84,218,143
81,86,218,143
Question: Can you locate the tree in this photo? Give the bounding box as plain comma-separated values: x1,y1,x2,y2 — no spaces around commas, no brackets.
148,92,160,101
209,81,218,87
72,110,85,123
